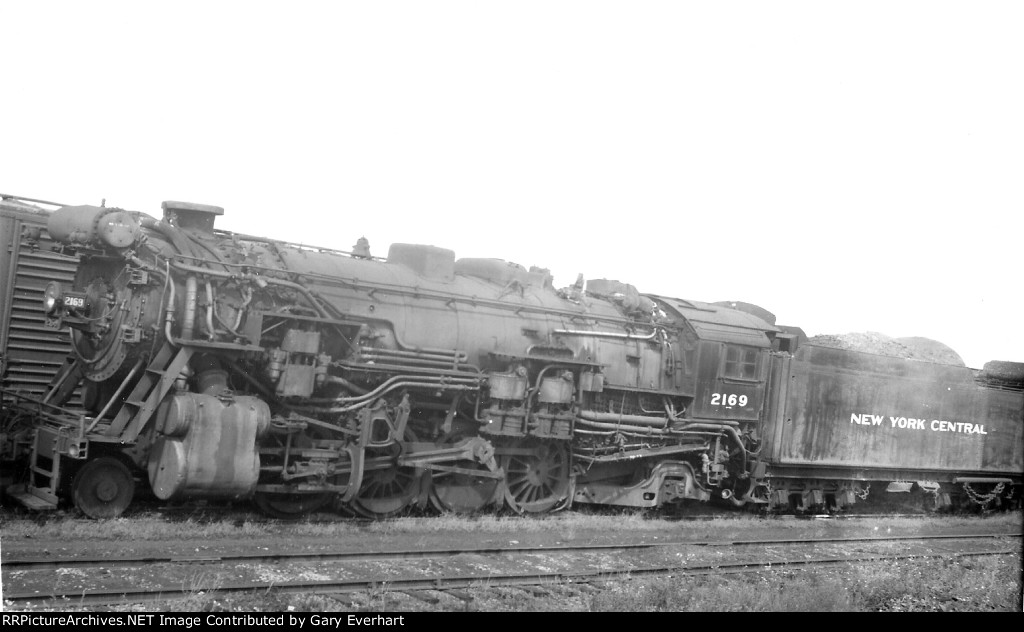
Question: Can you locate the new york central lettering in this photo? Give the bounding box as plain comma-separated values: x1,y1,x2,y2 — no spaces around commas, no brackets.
850,413,884,426
850,413,986,435
889,416,927,430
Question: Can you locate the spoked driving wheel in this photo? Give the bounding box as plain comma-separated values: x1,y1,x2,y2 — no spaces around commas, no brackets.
72,457,136,519
500,439,571,514
351,429,421,519
428,433,502,514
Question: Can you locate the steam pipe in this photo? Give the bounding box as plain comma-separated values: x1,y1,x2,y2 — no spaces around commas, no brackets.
140,217,204,260
323,375,370,395
575,418,721,436
358,354,470,370
359,346,468,362
168,260,330,319
523,364,574,414
0,193,68,207
294,382,478,414
554,328,660,341
578,410,668,427
233,285,253,330
205,280,216,339
305,374,481,404
682,423,748,474
163,261,179,346
335,359,481,378
182,276,197,340
574,444,708,464
226,360,282,405
213,312,247,340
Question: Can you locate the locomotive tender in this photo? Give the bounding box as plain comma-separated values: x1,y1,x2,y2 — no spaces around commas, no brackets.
1,196,1021,518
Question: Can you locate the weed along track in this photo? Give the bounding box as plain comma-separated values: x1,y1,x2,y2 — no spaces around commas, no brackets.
2,524,1020,610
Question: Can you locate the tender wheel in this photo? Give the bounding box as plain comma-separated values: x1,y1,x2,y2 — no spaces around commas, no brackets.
501,440,571,514
429,433,501,514
253,492,334,519
72,457,136,519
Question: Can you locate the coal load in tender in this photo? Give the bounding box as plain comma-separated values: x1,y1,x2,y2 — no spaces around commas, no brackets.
807,332,965,366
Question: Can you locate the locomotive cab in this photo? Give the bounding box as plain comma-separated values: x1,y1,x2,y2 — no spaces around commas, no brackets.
649,296,777,423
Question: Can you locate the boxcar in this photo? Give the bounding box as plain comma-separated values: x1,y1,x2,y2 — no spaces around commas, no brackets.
0,195,80,470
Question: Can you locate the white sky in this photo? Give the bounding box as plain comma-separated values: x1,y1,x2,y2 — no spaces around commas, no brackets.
2,1,1021,369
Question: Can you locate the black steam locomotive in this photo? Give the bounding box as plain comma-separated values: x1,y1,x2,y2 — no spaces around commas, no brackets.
1,197,1020,518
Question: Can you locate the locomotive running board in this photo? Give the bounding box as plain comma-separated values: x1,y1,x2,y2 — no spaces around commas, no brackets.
5,485,59,511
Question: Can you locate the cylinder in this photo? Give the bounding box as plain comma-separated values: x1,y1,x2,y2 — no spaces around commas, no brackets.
489,373,528,400
538,376,574,404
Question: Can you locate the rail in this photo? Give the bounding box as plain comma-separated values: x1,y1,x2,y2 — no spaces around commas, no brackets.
3,532,1018,608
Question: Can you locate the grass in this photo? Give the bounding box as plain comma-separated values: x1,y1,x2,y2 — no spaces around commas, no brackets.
3,508,1020,612
0,514,269,541
585,555,1022,612
173,571,227,612
2,507,1018,541
128,554,1024,612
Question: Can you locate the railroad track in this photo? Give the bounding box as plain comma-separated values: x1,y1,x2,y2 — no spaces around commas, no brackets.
3,533,1019,609
10,494,976,521
3,532,1018,570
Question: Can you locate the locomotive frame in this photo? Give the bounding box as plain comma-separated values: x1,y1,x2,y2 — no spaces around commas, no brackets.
1,195,1020,519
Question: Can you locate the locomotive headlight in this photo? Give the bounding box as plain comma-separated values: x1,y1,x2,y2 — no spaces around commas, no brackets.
43,281,63,315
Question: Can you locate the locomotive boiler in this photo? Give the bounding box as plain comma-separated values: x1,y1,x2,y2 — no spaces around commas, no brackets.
2,197,1021,519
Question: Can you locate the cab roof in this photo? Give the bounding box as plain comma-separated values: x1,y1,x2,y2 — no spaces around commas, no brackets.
649,295,779,348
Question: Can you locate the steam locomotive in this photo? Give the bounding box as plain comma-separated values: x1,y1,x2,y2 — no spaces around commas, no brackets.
1,197,1021,518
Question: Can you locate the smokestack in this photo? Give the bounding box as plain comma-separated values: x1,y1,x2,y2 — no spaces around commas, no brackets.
162,200,224,234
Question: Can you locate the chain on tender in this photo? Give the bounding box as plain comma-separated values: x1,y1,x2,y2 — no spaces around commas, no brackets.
855,483,870,500
962,482,1005,506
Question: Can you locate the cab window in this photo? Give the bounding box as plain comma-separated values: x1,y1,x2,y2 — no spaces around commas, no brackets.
724,345,758,379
